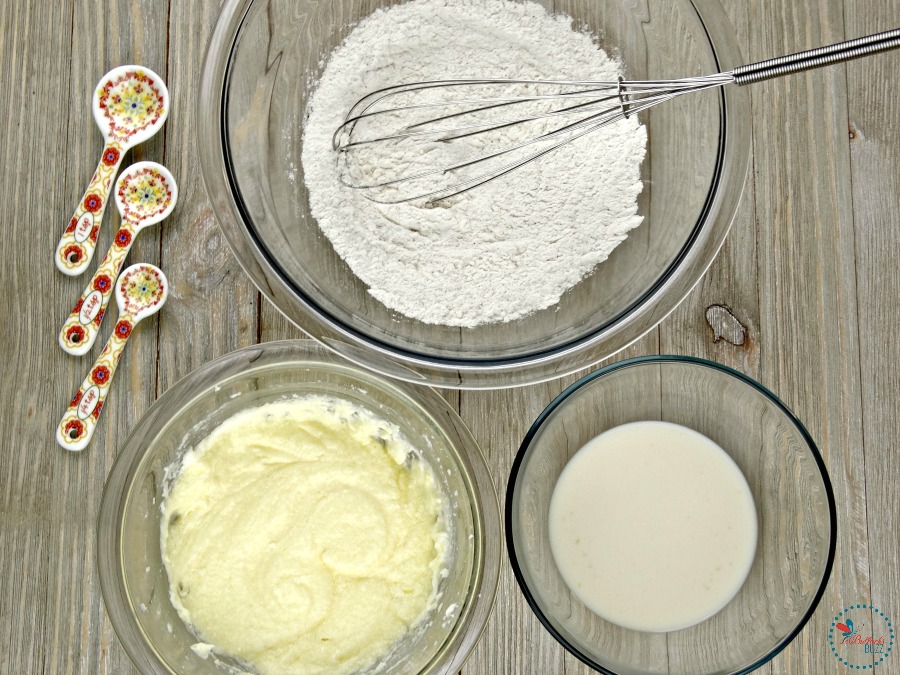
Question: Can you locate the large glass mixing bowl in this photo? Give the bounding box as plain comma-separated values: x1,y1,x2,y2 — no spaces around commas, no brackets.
198,0,751,388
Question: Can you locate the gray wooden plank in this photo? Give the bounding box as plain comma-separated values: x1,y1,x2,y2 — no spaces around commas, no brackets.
48,0,172,671
0,11,64,675
0,0,169,672
747,1,871,672
660,0,761,377
845,0,900,670
155,0,260,392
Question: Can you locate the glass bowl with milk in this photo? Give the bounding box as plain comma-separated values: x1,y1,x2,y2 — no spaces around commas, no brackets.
506,356,836,674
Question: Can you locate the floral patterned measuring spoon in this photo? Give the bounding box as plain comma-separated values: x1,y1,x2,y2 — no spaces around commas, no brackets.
55,65,169,276
59,161,177,355
57,263,168,451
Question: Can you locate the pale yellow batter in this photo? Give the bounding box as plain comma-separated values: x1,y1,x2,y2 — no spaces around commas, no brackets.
161,396,448,675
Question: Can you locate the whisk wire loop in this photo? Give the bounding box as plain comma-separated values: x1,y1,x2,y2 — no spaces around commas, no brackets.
333,28,899,204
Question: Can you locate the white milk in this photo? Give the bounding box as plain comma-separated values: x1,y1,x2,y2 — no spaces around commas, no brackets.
548,421,757,633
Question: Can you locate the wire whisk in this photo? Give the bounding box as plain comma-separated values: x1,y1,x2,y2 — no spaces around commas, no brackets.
332,28,899,205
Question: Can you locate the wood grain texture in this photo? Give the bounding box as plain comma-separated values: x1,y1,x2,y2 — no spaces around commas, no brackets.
0,2,72,671
157,0,261,390
1,0,898,674
57,0,172,668
745,2,881,673
661,0,761,377
845,1,900,672
0,0,168,673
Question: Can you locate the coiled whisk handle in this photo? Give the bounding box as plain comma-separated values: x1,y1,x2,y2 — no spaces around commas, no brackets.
732,28,900,85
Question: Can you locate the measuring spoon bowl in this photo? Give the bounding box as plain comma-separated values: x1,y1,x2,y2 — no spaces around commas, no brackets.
59,162,177,355
115,262,169,321
115,160,178,225
55,66,169,276
57,264,169,452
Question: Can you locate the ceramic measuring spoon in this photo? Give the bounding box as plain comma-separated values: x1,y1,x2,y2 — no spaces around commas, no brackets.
59,162,177,355
57,263,168,451
55,65,169,276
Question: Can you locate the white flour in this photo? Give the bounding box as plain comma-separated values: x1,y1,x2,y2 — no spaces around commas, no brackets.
302,0,647,327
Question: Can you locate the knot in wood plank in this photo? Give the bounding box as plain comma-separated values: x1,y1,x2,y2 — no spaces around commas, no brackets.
705,304,748,346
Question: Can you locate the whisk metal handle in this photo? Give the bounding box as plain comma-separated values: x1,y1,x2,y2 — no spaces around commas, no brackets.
732,28,900,85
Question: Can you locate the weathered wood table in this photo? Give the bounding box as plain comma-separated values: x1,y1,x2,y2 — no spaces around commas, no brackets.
2,0,898,673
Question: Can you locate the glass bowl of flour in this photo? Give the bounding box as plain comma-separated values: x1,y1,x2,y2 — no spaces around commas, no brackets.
199,0,751,388
97,340,501,674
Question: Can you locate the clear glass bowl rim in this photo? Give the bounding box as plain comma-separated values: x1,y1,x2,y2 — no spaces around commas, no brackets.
96,339,503,674
197,0,753,390
504,355,838,675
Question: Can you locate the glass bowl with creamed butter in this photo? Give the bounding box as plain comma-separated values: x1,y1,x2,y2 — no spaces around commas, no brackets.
98,340,500,675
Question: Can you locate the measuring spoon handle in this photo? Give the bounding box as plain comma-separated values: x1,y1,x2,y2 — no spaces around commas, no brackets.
56,312,136,451
55,142,125,276
59,220,138,355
